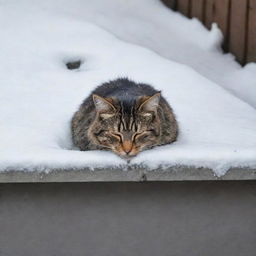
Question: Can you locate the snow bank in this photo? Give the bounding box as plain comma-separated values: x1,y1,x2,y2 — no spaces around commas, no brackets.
0,0,256,175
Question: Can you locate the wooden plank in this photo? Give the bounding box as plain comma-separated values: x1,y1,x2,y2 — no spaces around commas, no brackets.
247,0,256,62
190,0,205,21
177,0,191,17
205,0,214,29
229,0,248,64
204,0,230,29
212,0,230,50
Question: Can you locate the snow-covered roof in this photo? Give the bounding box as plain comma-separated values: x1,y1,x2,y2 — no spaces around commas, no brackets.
1,0,256,178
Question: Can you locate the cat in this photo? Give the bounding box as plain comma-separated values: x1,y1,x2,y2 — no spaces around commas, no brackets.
71,78,178,159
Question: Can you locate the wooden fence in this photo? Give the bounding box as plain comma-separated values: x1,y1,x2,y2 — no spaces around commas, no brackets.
162,0,256,65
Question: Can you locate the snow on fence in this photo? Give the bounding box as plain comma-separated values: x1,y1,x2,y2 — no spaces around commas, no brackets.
162,0,256,65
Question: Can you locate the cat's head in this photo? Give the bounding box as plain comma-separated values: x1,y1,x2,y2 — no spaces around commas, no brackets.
88,93,162,159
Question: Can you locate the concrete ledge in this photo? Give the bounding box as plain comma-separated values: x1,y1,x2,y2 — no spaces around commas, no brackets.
0,166,256,183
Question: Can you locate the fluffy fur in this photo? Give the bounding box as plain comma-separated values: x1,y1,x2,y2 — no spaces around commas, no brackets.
71,78,178,159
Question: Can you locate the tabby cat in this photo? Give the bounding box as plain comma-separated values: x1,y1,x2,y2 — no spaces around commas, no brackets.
71,78,178,159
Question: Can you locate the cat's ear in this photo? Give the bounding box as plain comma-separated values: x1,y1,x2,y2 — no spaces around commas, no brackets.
139,92,161,112
93,94,116,112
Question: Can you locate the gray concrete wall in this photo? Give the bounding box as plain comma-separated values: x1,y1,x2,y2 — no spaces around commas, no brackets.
0,181,256,256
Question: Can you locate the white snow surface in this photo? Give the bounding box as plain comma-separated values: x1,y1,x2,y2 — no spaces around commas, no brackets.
0,0,256,176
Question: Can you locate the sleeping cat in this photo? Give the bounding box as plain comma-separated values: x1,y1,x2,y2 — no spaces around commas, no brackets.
71,78,178,159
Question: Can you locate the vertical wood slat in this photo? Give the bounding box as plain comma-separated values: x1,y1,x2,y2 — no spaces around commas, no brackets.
247,0,256,62
177,0,191,17
212,0,230,35
190,0,205,21
205,0,214,29
204,1,229,34
212,0,230,50
229,0,248,64
204,0,230,51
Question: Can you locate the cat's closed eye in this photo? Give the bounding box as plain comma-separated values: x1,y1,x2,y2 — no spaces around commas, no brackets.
139,134,150,140
112,133,123,142
148,129,157,135
134,132,150,141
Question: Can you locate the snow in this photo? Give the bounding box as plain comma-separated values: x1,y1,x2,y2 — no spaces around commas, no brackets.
0,0,256,176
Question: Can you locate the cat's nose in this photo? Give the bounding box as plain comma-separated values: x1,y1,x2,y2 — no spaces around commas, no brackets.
122,140,133,154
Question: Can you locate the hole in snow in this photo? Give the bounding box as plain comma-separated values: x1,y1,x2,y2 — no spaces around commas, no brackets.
66,60,82,70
